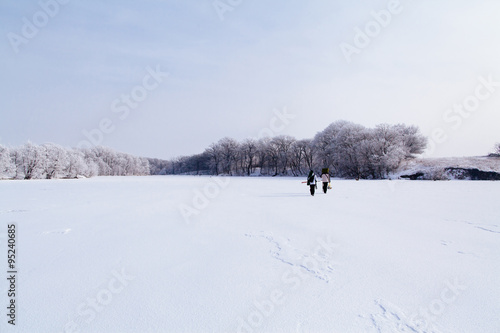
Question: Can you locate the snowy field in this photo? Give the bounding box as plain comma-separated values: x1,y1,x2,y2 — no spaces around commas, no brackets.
0,176,499,333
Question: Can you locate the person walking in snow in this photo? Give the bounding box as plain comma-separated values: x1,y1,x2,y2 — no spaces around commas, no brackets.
306,170,317,196
321,168,331,194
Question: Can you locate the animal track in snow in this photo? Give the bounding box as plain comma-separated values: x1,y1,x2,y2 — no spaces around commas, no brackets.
244,231,337,283
367,299,447,333
0,209,28,214
441,240,480,258
474,226,500,234
42,228,71,235
464,222,500,234
457,251,479,258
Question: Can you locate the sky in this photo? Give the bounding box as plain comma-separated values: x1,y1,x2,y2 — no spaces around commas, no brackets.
1,0,499,159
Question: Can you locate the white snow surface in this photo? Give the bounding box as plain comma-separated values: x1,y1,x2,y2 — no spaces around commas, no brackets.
0,176,499,333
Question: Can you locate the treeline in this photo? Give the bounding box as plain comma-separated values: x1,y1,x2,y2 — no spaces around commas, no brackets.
0,121,428,180
490,143,500,157
0,143,150,180
150,120,427,179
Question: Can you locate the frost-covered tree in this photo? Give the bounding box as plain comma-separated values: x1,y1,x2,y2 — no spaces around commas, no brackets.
335,123,368,178
1,142,149,180
138,157,151,175
164,120,426,178
367,124,404,177
83,153,99,177
0,146,10,177
41,143,69,179
0,145,15,178
362,124,426,178
88,146,114,176
16,142,46,179
148,158,171,175
9,149,22,179
311,120,351,172
78,146,149,176
311,121,427,179
65,149,88,178
392,124,427,158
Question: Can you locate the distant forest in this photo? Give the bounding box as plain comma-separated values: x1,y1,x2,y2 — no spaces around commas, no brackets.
3,121,499,180
0,143,150,180
149,120,428,179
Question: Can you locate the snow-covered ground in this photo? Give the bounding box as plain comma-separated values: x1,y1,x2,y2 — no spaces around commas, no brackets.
1,176,499,333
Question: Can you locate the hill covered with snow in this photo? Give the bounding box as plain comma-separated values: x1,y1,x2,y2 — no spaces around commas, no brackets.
393,156,500,180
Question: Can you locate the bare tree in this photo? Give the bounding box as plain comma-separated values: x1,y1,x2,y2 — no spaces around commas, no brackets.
269,135,296,175
266,138,280,176
290,139,313,175
256,137,271,175
240,139,258,176
218,137,239,175
205,142,223,175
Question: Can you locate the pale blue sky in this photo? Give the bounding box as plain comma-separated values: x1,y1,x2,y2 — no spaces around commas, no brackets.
1,0,500,159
